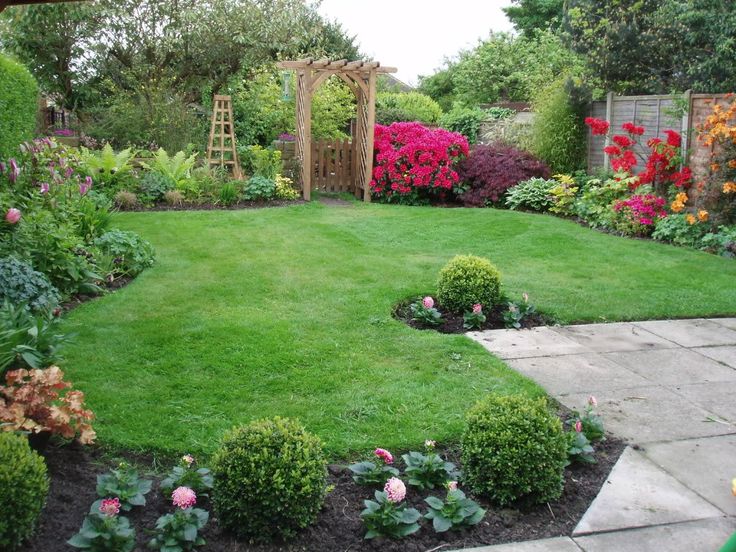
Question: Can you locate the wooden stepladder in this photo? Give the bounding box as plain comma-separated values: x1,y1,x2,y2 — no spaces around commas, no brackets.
206,95,242,179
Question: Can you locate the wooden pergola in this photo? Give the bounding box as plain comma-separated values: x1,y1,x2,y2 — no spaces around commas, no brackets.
277,58,397,202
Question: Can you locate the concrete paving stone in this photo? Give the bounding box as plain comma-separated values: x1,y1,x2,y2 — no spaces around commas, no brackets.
644,434,736,516
457,537,582,552
602,348,736,385
711,318,736,331
557,386,735,443
552,323,679,353
573,447,724,535
507,354,651,396
574,517,735,552
635,319,736,348
696,346,736,369
467,327,591,360
670,381,736,424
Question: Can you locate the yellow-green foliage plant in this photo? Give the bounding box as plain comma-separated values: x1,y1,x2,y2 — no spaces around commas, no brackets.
0,54,39,160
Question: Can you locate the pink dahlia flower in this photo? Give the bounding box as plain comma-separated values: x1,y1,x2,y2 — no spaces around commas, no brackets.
447,481,458,491
374,448,393,464
422,296,434,309
5,208,21,224
384,477,406,503
472,304,482,314
99,497,120,517
588,395,597,407
574,420,583,433
172,486,197,509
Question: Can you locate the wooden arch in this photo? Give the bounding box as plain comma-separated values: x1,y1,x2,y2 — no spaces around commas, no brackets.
277,58,397,202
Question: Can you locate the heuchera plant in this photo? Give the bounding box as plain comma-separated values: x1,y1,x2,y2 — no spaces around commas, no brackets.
370,122,468,203
0,365,96,444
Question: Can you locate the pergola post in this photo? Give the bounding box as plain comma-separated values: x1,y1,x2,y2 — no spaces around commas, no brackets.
278,59,397,202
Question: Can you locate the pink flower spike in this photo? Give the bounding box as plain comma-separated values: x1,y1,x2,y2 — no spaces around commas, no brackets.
40,183,49,194
472,303,482,314
384,477,406,503
374,448,393,465
79,176,92,196
8,159,19,183
422,296,434,309
172,486,197,509
574,420,583,433
5,208,21,224
99,497,120,517
588,395,597,407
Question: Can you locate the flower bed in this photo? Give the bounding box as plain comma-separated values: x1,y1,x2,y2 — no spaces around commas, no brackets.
25,435,624,552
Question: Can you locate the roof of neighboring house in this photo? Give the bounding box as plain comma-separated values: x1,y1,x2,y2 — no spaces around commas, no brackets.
481,101,533,112
379,74,415,93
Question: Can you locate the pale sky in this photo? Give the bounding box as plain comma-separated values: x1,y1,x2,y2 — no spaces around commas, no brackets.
318,0,516,86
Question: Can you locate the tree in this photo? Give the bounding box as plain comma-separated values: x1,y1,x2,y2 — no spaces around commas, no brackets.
418,64,457,112
503,0,564,35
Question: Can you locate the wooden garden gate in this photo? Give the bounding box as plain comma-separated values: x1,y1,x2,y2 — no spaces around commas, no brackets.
311,139,355,193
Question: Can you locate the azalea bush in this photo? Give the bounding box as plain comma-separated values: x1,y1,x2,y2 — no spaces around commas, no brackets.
0,365,96,444
370,122,468,205
457,143,551,207
611,193,668,236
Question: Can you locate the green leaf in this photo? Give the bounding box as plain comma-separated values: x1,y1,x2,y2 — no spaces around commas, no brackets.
425,496,444,509
67,533,91,548
433,514,453,532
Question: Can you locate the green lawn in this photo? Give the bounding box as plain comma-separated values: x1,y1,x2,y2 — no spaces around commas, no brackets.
61,202,736,457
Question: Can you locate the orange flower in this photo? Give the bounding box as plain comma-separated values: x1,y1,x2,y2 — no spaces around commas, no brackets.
698,210,709,222
728,160,736,169
670,201,684,213
711,163,721,172
676,192,688,203
724,181,736,193
686,214,696,225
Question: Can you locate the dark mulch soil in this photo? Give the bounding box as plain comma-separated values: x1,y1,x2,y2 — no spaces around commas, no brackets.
394,299,553,334
61,276,134,313
123,199,306,212
23,435,625,552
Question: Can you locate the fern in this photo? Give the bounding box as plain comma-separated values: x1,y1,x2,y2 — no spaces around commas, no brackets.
141,149,197,188
80,144,134,186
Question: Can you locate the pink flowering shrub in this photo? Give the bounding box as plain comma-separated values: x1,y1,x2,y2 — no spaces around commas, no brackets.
370,122,469,204
612,194,667,236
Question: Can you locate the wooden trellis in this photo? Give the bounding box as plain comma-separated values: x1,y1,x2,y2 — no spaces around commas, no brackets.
206,95,242,179
277,59,397,202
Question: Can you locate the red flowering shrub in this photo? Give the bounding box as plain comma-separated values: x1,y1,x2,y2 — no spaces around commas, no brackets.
611,194,667,236
585,118,692,194
370,122,469,204
457,144,551,207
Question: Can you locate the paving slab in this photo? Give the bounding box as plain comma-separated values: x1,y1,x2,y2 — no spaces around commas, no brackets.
670,381,736,424
574,517,734,552
644,434,736,515
507,354,651,396
557,386,734,443
552,323,678,353
635,319,736,348
459,537,581,552
696,346,736,369
573,447,723,535
467,327,591,360
602,348,736,385
711,318,736,331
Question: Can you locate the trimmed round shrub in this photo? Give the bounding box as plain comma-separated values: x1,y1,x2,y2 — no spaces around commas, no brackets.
436,255,501,313
0,256,61,312
0,432,49,550
376,92,443,125
212,417,327,542
0,54,38,160
461,395,567,506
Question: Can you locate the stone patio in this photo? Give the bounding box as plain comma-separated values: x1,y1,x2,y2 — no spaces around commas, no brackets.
460,318,736,552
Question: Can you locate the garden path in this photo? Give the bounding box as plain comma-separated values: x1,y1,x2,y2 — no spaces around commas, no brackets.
459,318,736,552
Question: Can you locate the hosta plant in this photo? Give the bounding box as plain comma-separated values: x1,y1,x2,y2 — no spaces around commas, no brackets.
160,455,213,498
0,366,95,444
96,463,153,511
402,440,459,490
68,498,135,552
148,487,209,551
424,483,486,532
349,447,400,486
410,296,443,327
360,478,421,539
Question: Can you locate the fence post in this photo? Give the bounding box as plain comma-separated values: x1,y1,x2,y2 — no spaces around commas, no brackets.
603,91,614,171
681,89,693,166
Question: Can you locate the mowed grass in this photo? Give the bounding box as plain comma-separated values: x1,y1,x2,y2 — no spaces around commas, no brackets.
61,202,736,457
